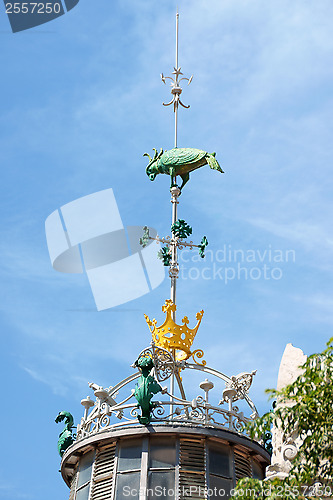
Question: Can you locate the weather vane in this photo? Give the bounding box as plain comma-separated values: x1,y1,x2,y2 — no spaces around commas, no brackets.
55,10,261,458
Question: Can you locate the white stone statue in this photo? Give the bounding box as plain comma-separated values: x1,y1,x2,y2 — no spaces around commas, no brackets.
266,343,307,480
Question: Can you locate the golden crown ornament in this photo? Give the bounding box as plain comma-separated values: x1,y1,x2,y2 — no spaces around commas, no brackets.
144,299,206,365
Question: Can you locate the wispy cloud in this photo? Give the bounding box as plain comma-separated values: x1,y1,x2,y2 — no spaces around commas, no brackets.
291,294,333,327
247,218,333,253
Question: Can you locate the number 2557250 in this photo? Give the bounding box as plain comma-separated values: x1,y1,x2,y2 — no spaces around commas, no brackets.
6,3,62,14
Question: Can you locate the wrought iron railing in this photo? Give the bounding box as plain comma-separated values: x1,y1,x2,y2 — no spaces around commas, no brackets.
76,344,258,442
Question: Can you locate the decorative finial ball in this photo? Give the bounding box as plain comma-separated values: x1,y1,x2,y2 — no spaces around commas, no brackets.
170,186,181,197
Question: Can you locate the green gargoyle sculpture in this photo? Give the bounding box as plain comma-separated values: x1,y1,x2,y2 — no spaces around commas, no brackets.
134,356,162,425
55,411,76,457
144,147,223,190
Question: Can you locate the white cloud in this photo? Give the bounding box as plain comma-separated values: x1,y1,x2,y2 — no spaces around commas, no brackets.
247,218,333,252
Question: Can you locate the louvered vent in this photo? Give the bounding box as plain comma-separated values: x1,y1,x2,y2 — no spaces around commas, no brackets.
234,451,252,481
179,438,206,500
91,443,116,500
68,473,77,500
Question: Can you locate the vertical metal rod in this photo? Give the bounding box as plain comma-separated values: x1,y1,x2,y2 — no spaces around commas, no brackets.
175,9,179,69
170,187,180,318
169,10,183,418
175,106,178,148
170,185,180,414
174,10,179,149
228,399,233,429
170,361,175,419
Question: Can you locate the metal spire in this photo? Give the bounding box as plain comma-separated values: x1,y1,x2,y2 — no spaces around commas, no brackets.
159,11,193,323
161,10,193,149
162,10,192,406
141,15,209,322
140,13,210,411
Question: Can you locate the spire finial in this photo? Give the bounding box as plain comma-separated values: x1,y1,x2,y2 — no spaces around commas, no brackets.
160,10,193,148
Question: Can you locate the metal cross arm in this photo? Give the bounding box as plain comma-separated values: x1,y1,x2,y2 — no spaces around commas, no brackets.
139,225,209,266
139,226,174,248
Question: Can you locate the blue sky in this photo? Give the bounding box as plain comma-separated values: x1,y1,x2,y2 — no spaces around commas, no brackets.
0,0,332,498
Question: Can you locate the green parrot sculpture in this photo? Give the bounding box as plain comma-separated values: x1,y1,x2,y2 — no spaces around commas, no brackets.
144,147,223,190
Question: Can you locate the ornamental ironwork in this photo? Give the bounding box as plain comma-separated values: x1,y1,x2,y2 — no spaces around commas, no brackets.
74,345,258,442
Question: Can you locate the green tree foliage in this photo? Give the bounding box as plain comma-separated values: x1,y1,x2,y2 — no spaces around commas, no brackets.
234,338,333,499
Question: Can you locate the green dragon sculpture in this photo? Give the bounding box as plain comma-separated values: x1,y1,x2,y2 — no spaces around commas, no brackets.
55,411,76,457
134,356,162,425
144,147,223,190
